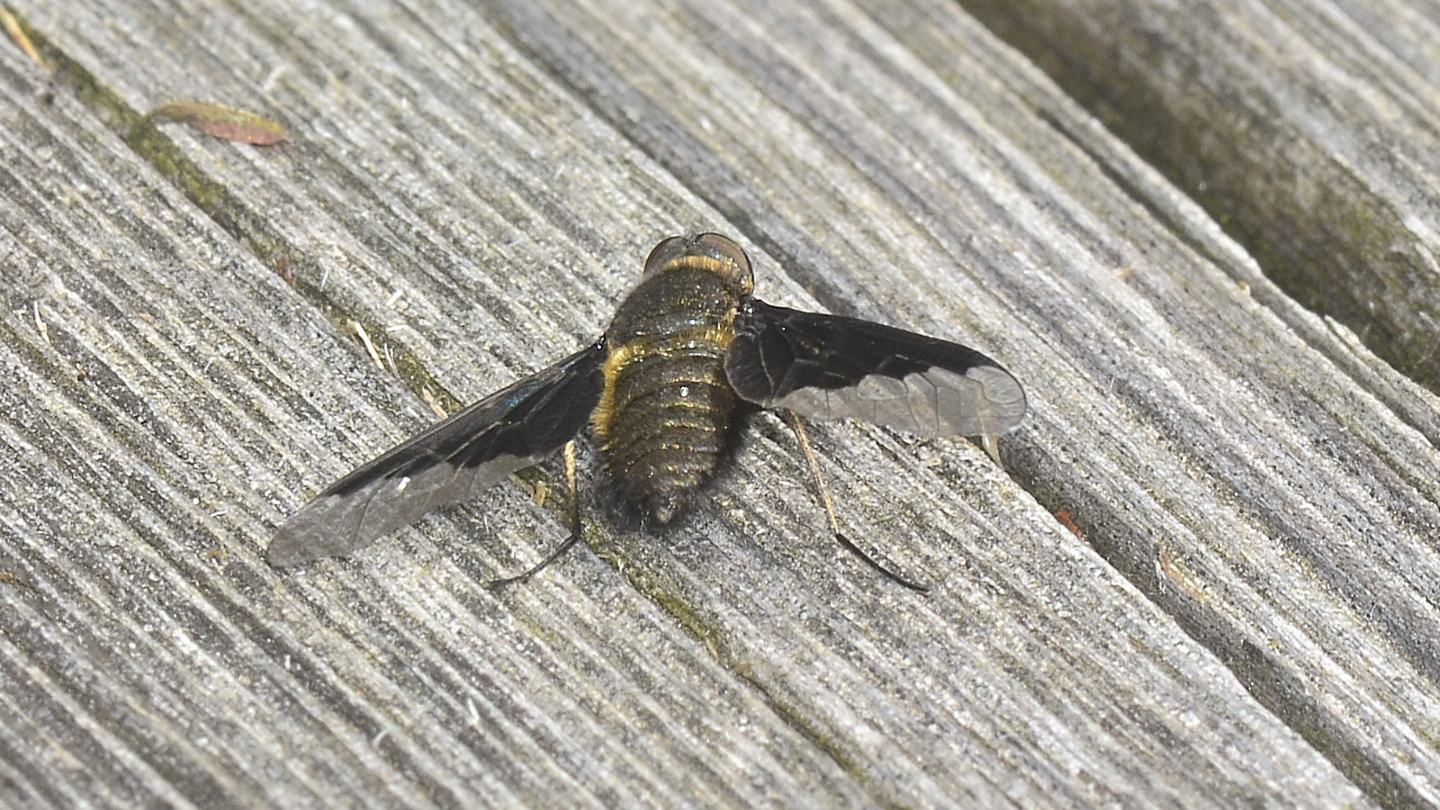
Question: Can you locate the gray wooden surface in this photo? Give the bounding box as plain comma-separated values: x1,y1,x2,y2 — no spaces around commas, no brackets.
1,0,1436,807
958,0,1440,393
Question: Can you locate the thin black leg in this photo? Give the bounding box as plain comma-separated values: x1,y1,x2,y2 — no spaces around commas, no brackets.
784,411,929,594
487,441,583,589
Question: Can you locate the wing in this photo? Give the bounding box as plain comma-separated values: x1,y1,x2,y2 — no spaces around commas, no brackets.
725,299,1026,438
267,340,606,567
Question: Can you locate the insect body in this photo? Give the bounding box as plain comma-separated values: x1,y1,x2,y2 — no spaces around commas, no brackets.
267,234,1026,574
593,234,752,524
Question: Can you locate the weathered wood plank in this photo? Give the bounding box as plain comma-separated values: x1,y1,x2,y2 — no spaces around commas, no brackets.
0,37,866,810
509,0,1440,795
3,0,1437,807
956,0,1440,393
490,7,1440,806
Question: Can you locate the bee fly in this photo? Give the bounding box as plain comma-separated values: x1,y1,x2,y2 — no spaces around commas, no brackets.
268,234,1026,590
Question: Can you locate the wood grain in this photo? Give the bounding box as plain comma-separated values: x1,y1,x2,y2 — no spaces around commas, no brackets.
2,0,1436,807
957,0,1440,392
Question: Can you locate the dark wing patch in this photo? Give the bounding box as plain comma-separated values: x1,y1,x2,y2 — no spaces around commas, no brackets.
267,341,606,566
725,300,1025,438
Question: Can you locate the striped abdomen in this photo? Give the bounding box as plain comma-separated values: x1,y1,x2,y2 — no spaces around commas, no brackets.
593,326,737,523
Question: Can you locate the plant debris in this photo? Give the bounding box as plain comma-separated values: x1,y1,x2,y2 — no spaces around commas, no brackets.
1,8,45,69
146,100,289,145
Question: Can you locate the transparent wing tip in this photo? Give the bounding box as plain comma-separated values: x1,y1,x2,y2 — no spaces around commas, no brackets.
966,364,1028,433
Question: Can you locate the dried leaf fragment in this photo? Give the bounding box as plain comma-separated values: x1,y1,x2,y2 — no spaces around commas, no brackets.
1,8,45,69
147,100,289,145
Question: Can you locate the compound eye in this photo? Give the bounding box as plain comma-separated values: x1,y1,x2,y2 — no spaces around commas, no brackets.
642,236,689,275
641,234,755,293
693,233,752,274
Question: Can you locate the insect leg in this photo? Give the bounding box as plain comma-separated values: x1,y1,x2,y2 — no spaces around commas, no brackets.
980,432,1004,467
487,441,584,589
783,411,929,593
